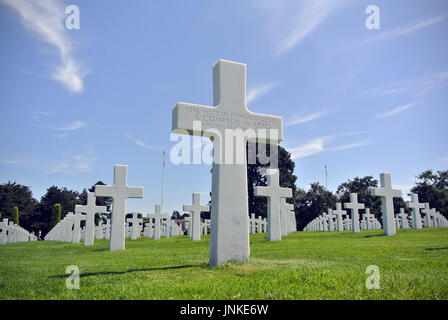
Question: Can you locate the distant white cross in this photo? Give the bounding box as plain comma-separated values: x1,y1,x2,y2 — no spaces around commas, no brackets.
344,193,365,233
421,203,434,228
148,204,170,240
370,173,402,236
183,193,210,241
95,165,144,250
406,193,425,229
327,209,335,231
255,169,292,241
280,198,294,236
126,212,143,240
397,208,409,229
363,208,375,230
75,192,107,246
332,203,347,232
71,211,86,244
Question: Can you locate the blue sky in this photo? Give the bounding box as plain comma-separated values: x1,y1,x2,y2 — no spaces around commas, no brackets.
0,0,447,214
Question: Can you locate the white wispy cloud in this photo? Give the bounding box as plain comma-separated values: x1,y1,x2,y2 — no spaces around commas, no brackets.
254,0,348,56
41,120,86,131
285,111,330,127
1,0,87,92
356,71,448,100
328,142,368,152
289,136,332,159
50,146,96,175
375,101,420,118
345,15,447,51
246,83,276,105
287,133,367,159
440,155,448,162
125,132,161,150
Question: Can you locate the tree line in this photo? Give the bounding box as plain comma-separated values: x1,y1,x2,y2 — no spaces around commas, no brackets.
0,145,447,235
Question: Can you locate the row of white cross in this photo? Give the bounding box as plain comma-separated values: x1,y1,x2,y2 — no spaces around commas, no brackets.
0,218,37,245
44,203,196,243
304,173,448,234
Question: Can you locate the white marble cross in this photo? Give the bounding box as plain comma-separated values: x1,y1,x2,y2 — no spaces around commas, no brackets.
64,212,74,242
172,59,283,266
183,193,210,241
183,215,191,237
332,203,347,232
363,208,375,230
327,209,335,231
406,194,425,229
397,208,410,229
254,216,263,233
75,192,107,246
95,165,144,251
280,198,294,236
255,169,292,241
0,219,8,245
344,193,365,233
370,173,402,236
421,203,433,228
126,212,143,240
148,204,170,240
250,213,256,234
71,211,86,244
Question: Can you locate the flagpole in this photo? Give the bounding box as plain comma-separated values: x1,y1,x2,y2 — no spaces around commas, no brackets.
325,165,328,190
161,150,165,213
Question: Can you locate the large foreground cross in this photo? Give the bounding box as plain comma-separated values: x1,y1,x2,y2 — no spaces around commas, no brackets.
95,165,144,251
370,173,402,236
172,59,283,266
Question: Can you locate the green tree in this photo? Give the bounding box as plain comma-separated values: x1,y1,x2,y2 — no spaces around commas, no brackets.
35,186,80,235
295,183,337,231
411,169,448,218
13,206,19,225
336,176,382,220
50,203,62,229
79,181,111,224
0,182,38,231
247,143,297,220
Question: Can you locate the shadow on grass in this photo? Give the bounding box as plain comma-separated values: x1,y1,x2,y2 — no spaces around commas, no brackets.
49,264,200,279
363,234,386,238
425,247,448,251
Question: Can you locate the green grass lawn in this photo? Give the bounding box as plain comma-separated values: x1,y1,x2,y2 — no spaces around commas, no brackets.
1,228,447,300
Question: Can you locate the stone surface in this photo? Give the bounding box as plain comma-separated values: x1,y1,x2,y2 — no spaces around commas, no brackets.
75,192,107,246
95,165,144,251
370,173,402,236
71,211,86,244
398,208,410,229
148,204,170,240
183,193,210,241
344,193,365,233
332,203,346,232
172,59,283,266
255,169,292,241
407,193,425,229
126,212,143,240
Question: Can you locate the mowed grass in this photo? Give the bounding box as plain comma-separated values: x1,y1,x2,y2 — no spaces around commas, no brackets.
1,228,447,300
